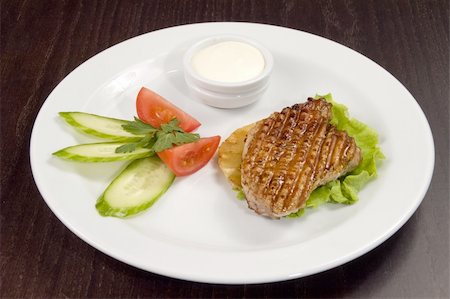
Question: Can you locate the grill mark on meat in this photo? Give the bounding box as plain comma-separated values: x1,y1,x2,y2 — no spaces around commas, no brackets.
289,120,329,212
271,104,331,213
341,136,351,165
262,109,306,198
331,132,345,170
343,136,356,166
316,127,335,181
245,119,273,165
265,108,305,207
259,107,297,196
325,132,337,170
271,109,316,210
268,119,307,209
277,114,323,213
249,108,292,188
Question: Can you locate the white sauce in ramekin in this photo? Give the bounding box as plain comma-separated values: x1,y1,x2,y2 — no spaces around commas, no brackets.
191,41,265,83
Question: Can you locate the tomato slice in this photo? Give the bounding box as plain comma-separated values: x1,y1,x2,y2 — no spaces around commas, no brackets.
157,136,221,176
136,87,201,132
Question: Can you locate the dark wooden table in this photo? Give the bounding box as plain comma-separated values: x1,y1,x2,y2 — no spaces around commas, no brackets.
1,1,449,298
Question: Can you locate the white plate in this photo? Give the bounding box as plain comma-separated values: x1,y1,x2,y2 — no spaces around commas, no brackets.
30,23,434,284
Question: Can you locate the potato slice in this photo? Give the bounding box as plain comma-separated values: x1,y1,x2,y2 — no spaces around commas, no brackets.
218,123,256,189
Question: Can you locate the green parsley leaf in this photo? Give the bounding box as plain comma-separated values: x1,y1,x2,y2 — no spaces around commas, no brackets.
115,143,138,153
160,118,184,133
173,131,200,145
115,135,156,154
122,117,158,135
153,133,177,152
152,131,200,152
137,134,157,149
116,117,200,154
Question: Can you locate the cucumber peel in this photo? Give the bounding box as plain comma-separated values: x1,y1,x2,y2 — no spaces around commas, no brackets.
59,112,143,141
96,156,175,217
53,142,153,162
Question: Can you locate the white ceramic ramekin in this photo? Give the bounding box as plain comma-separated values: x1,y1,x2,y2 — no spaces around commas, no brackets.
183,35,273,108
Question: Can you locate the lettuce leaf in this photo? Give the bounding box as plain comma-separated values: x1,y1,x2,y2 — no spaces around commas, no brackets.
288,94,385,217
233,187,246,200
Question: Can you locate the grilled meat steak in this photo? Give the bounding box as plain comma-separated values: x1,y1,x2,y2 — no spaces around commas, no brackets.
241,98,362,218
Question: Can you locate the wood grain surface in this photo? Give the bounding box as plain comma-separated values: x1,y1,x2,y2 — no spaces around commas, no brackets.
1,0,449,298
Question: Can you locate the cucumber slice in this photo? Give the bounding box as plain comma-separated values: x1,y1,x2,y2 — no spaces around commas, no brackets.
96,156,175,217
53,142,153,162
59,112,143,141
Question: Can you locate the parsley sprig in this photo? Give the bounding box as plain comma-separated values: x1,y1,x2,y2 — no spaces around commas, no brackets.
115,118,199,154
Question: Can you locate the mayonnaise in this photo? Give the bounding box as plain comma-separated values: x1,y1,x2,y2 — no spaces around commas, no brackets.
191,41,265,83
